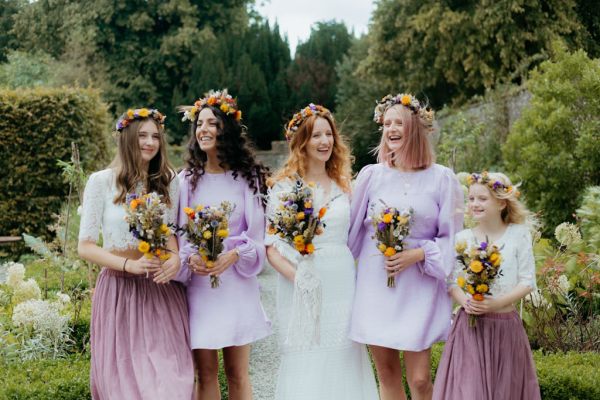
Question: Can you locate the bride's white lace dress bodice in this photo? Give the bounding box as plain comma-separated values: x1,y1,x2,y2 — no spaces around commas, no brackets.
266,179,378,400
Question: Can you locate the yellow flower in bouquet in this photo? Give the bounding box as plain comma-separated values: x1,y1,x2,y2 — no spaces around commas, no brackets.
267,177,333,257
181,201,234,288
456,239,503,327
371,201,414,288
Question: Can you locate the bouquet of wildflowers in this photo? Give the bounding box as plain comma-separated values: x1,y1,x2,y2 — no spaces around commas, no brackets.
125,193,173,267
455,239,503,327
267,179,328,257
371,202,413,288
182,202,233,288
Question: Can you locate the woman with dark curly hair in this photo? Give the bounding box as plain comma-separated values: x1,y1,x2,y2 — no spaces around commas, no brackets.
177,90,272,400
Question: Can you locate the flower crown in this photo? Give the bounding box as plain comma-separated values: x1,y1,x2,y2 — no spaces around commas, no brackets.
116,108,165,132
373,93,434,126
181,89,242,123
467,172,520,198
285,103,332,141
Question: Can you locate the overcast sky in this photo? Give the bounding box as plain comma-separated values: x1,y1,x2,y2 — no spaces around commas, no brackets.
254,0,375,55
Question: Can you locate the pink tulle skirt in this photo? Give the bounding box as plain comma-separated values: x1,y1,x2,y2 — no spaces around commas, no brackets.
90,268,194,400
433,308,541,400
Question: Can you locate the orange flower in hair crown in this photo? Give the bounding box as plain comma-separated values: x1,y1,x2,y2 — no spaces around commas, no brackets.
181,89,242,123
373,93,434,127
116,108,165,131
285,103,332,141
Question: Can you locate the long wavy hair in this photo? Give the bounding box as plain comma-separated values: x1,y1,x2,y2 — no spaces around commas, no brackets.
110,118,175,206
271,113,353,193
184,105,269,202
373,105,434,170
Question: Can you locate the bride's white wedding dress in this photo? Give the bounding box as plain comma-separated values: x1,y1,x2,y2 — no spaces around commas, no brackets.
266,180,379,400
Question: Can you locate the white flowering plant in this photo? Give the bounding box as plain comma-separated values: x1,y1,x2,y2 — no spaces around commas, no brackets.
522,219,600,352
0,261,75,360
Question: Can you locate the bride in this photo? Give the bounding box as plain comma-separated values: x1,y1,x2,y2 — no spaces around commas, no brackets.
265,104,379,399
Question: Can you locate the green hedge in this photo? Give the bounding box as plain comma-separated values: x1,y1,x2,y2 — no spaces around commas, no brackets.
534,351,600,400
0,87,111,243
1,348,597,399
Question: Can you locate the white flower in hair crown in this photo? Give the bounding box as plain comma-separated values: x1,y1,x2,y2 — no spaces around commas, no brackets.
116,108,165,132
181,89,242,123
373,93,434,126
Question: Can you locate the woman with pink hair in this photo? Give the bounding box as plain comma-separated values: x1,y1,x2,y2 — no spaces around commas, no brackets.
348,94,464,400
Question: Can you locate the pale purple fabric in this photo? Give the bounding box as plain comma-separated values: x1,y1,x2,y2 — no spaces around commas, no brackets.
433,308,541,400
348,163,464,350
90,269,194,400
177,170,272,349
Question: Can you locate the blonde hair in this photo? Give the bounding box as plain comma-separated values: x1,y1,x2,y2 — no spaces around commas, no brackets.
270,113,353,193
373,105,434,169
475,172,529,224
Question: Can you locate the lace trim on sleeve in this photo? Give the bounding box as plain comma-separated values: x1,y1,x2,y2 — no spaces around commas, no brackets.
78,171,106,243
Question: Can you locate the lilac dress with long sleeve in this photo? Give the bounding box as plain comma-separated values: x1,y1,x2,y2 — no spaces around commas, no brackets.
177,170,272,349
348,163,464,351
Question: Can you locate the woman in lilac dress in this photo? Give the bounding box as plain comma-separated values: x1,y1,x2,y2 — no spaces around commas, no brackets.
177,90,272,400
348,94,464,400
78,108,194,399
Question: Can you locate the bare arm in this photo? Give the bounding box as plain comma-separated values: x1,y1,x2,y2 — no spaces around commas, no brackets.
266,245,296,282
78,241,161,275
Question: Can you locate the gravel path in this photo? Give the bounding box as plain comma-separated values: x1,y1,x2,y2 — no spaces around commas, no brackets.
250,264,279,400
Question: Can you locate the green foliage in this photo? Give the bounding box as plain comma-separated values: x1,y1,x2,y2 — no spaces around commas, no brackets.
576,186,600,252
287,20,353,111
0,0,22,62
504,45,600,232
8,0,252,144
184,20,292,148
0,87,111,243
533,351,600,400
0,356,91,399
436,112,489,172
363,0,587,107
334,35,386,172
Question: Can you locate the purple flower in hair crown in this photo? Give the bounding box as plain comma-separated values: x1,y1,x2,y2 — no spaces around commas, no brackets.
285,103,332,141
116,108,166,132
466,171,520,198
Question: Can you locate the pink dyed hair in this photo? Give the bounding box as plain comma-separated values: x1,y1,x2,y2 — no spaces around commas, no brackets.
373,105,434,169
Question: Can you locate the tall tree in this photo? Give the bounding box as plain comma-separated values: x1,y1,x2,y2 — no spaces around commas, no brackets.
10,0,252,143
287,20,353,111
364,0,588,107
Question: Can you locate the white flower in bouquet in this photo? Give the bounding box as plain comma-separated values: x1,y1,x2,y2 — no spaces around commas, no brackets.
12,278,42,304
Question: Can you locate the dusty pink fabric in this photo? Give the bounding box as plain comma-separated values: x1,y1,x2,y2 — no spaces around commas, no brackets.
433,308,541,400
90,268,194,400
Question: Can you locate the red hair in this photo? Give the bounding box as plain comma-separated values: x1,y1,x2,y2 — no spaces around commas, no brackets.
374,105,434,169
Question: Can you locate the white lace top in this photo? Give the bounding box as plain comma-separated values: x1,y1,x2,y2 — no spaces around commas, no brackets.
78,168,180,251
448,224,537,298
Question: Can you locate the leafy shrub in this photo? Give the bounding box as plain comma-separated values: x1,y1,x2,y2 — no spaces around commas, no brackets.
0,87,111,245
504,44,600,233
534,351,600,400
